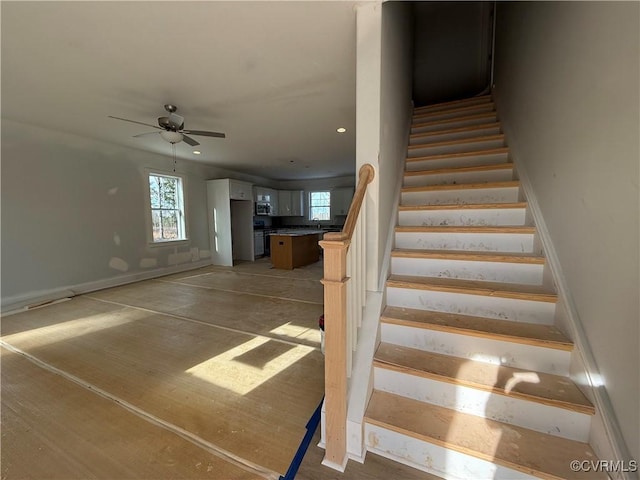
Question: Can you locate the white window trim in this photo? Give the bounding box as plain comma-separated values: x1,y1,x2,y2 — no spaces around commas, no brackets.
144,169,190,247
308,190,332,222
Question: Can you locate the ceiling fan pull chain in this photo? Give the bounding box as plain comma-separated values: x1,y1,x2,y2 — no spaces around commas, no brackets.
172,143,177,173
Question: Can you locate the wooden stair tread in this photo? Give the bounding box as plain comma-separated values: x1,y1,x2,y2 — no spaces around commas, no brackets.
414,95,492,113
413,103,495,120
374,343,594,414
408,134,505,151
399,202,527,211
406,147,509,163
395,225,535,234
365,391,604,479
387,274,557,303
412,112,498,130
410,122,501,140
402,180,520,193
404,163,513,177
391,249,545,265
381,306,572,350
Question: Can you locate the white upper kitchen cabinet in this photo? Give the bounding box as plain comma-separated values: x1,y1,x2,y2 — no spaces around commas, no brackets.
269,190,279,216
278,190,304,217
290,190,303,216
330,187,355,217
229,179,253,200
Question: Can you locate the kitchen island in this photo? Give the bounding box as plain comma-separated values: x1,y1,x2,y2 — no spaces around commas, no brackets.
270,231,322,270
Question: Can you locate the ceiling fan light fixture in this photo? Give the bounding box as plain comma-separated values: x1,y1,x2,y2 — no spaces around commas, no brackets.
160,130,184,144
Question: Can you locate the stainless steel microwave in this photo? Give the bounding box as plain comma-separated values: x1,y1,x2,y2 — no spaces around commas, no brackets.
256,201,271,215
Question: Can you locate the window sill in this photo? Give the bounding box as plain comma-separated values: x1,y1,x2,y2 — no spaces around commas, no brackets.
148,239,190,248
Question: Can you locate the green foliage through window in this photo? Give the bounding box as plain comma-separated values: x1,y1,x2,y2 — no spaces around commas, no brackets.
309,191,331,221
149,174,186,242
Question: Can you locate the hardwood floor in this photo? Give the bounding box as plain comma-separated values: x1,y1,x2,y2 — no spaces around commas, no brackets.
1,346,263,480
2,258,430,479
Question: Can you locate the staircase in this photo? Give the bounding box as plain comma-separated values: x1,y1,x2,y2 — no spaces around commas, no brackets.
362,95,604,479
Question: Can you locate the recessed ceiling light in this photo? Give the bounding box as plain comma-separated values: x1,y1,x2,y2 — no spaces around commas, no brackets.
336,127,346,133
193,150,201,155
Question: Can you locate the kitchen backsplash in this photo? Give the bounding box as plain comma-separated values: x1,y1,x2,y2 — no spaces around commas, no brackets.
253,215,345,229
279,215,346,228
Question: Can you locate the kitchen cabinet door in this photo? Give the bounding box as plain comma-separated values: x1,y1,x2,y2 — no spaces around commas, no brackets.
277,190,304,217
229,180,252,200
290,190,304,216
278,190,292,216
330,187,355,217
268,188,279,216
254,186,267,202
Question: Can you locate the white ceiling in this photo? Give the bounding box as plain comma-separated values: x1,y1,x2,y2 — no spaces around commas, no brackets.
1,1,358,181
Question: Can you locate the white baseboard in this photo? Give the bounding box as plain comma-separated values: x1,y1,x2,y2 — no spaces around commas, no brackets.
494,89,633,476
513,158,633,476
1,259,213,315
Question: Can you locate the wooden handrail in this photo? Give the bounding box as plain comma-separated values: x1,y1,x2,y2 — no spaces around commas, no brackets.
323,164,375,243
319,163,375,470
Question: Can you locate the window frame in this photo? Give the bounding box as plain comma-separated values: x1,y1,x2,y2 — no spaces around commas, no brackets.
308,190,332,222
145,170,189,246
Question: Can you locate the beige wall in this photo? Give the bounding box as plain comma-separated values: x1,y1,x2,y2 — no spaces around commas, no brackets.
377,1,414,289
494,1,639,459
1,120,272,309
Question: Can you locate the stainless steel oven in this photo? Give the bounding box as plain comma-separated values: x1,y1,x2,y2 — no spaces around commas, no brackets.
263,229,276,256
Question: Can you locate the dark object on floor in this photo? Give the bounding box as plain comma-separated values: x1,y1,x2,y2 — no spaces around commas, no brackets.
280,398,323,480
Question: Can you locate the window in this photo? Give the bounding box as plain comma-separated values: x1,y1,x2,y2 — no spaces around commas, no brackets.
309,191,331,221
148,173,187,243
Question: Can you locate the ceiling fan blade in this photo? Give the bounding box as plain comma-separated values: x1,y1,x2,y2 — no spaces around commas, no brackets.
168,113,184,130
108,116,160,129
132,131,160,138
183,130,226,139
182,135,200,147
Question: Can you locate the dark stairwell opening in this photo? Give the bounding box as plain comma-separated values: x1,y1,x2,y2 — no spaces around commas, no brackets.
411,1,495,108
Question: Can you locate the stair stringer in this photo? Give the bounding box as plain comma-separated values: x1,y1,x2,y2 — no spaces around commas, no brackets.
504,130,634,478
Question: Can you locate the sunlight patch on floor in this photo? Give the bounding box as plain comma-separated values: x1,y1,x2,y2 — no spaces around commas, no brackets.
186,336,316,395
1,311,135,347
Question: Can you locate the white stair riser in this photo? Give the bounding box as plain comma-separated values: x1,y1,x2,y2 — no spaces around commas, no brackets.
386,287,556,324
401,186,520,206
412,104,495,123
398,207,527,227
412,114,498,135
380,323,571,375
395,231,535,253
410,125,502,146
415,97,493,115
408,138,505,158
406,152,509,171
390,257,544,285
404,168,514,187
365,423,538,480
374,368,591,442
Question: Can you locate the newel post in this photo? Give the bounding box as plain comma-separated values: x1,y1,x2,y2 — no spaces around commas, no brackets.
319,236,350,470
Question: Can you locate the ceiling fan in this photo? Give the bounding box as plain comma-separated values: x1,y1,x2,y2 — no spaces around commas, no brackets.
108,104,225,146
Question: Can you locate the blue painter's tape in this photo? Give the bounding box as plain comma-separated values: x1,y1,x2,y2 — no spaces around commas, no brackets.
280,397,324,480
